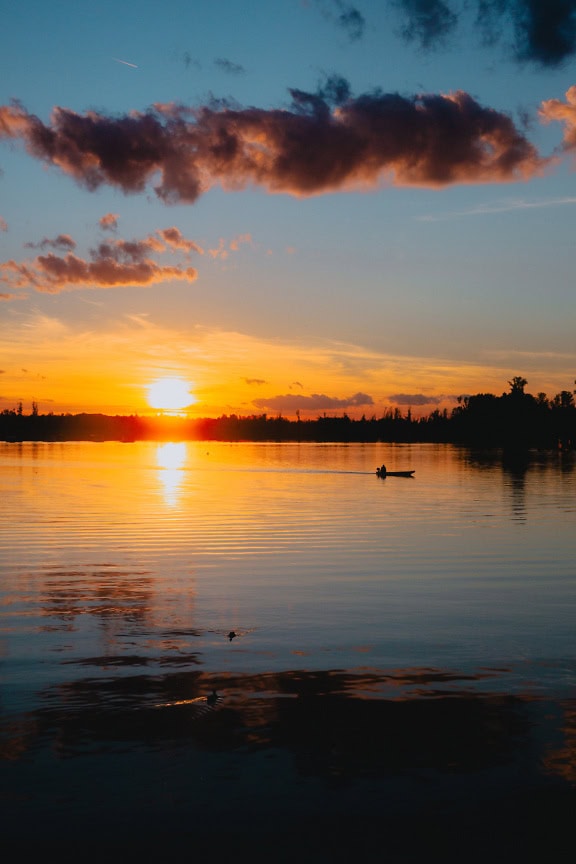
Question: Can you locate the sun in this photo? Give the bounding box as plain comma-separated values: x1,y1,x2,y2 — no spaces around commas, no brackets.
147,377,196,412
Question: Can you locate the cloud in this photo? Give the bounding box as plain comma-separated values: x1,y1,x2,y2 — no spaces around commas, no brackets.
0,85,546,204
182,51,201,71
157,226,204,254
24,233,76,251
243,377,267,385
252,391,374,412
314,1,366,41
336,3,366,40
392,0,458,50
0,216,7,232
388,392,446,405
419,194,576,220
477,0,576,67
214,58,246,75
229,233,252,251
208,233,252,259
392,0,576,67
99,213,119,231
540,85,576,150
0,231,198,294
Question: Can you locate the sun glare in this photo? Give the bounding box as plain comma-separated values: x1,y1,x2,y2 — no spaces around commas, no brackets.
147,377,195,412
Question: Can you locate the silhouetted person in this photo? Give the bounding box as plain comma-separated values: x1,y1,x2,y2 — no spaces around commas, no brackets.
377,464,387,476
207,690,219,707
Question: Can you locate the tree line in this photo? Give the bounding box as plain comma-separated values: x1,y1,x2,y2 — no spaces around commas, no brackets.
1,377,574,448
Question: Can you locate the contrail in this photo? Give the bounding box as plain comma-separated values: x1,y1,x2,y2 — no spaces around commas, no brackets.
112,57,138,68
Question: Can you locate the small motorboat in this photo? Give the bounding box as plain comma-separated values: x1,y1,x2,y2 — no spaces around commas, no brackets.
376,466,415,478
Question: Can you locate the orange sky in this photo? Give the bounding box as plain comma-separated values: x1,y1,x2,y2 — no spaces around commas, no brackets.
2,311,568,419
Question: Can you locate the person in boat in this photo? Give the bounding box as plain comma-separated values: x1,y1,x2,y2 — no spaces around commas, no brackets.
377,464,387,476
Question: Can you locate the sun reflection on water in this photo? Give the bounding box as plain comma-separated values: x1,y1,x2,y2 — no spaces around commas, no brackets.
156,442,188,506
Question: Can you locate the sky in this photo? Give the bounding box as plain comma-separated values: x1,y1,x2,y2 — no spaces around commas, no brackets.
1,0,576,418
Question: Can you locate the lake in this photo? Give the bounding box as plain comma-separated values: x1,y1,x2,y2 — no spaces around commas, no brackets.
1,441,575,861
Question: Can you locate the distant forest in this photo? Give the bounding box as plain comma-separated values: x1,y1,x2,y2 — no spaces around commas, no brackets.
1,378,575,449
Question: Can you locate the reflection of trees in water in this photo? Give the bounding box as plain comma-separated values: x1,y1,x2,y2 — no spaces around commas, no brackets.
467,448,575,523
5,667,536,768
41,567,155,626
542,701,576,784
39,566,201,671
502,451,529,523
4,667,575,860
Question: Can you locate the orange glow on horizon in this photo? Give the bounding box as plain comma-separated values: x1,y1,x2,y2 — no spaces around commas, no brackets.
0,315,570,421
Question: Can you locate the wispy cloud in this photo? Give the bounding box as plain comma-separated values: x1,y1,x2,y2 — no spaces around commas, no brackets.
182,51,201,71
313,1,366,41
208,234,252,259
214,58,246,75
157,226,204,255
24,233,76,251
419,194,576,221
392,0,457,50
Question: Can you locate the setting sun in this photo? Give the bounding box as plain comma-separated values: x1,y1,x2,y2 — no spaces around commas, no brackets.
146,377,196,412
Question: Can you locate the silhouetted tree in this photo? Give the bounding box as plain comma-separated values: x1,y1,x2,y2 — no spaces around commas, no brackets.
508,376,528,395
553,390,575,409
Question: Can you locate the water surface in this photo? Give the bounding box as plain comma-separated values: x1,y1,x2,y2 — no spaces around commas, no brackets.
1,442,574,860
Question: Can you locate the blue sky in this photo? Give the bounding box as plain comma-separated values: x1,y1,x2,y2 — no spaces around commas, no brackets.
1,0,576,416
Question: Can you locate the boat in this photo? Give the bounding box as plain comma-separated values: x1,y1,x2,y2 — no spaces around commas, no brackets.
376,467,415,478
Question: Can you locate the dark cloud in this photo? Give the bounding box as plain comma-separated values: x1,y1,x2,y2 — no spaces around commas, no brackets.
0,85,545,204
392,0,576,66
253,392,374,412
1,231,198,294
183,52,201,71
392,0,458,50
314,1,366,41
337,5,366,40
214,58,246,75
316,73,352,105
243,377,267,385
388,393,455,405
24,233,76,251
479,0,576,66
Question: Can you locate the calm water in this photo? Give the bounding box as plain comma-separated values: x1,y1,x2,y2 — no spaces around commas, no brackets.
1,442,575,860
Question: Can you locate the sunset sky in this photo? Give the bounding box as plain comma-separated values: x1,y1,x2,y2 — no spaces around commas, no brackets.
2,0,576,418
